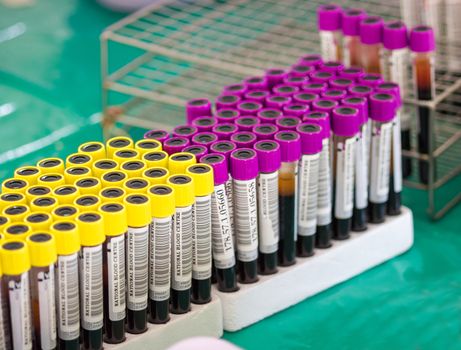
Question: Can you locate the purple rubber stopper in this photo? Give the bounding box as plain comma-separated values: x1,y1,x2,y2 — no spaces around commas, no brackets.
342,8,366,36
237,100,263,116
298,54,323,68
289,64,315,78
302,111,331,139
283,76,309,88
230,148,259,181
339,67,365,81
276,116,302,131
296,123,323,155
332,107,361,137
231,131,257,148
243,76,268,91
302,82,327,95
309,71,335,83
409,25,435,52
360,16,383,45
348,84,373,98
172,125,198,139
210,140,237,160
376,82,402,107
317,4,342,31
257,108,282,124
215,108,240,124
212,123,238,141
200,153,228,186
312,98,339,113
341,96,368,125
265,68,288,89
274,131,302,162
322,88,347,101
322,61,345,73
252,123,279,140
186,98,212,124
369,93,396,122
273,84,300,97
182,145,208,159
283,103,309,117
192,132,218,149
163,136,190,155
329,78,354,90
235,116,260,132
144,129,169,143
244,90,270,105
293,92,319,106
265,95,292,109
383,21,408,50
216,94,241,110
192,116,217,132
254,140,281,173
358,73,383,87
223,83,247,98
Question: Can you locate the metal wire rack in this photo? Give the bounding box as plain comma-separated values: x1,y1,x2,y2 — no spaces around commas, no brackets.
100,0,461,219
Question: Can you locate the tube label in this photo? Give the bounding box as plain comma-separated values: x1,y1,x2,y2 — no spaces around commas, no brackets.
392,112,403,193
225,177,236,247
317,138,332,225
126,226,149,310
233,178,259,262
211,184,235,269
294,160,299,241
37,266,57,349
355,130,369,210
257,171,279,253
370,122,392,203
192,195,212,280
79,245,103,331
56,253,79,341
335,137,356,219
149,216,172,301
0,288,8,349
107,234,126,321
320,31,338,62
298,153,320,236
172,206,193,291
9,272,32,350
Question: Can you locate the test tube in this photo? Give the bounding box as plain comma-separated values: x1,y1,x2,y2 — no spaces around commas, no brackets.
1,178,29,194
317,4,342,62
231,131,257,149
101,170,128,188
192,132,218,150
359,16,384,74
183,145,208,159
143,150,168,169
243,76,268,91
298,54,323,68
368,93,396,223
76,212,105,349
37,173,65,189
99,203,127,344
92,159,119,178
14,166,41,185
0,192,26,211
186,98,212,124
265,96,292,110
135,139,162,155
172,125,199,140
3,204,30,223
146,184,175,324
257,109,282,124
26,232,57,350
121,160,148,178
74,194,101,212
25,212,52,231
237,101,263,116
192,117,217,133
79,142,106,161
143,167,170,186
143,130,169,143
74,177,102,196
223,84,247,98
276,116,301,131
3,222,32,241
106,136,134,159
99,187,126,204
282,104,309,118
0,238,9,349
200,154,238,292
37,157,65,174
253,124,279,140
169,152,197,175
331,107,360,239
1,240,33,349
167,175,194,314
123,178,150,195
215,109,240,124
213,124,239,141
244,90,270,106
186,164,214,304
113,149,140,163
342,8,366,67
51,205,80,221
215,95,241,110
50,221,80,349
163,137,190,155
53,185,80,205
66,153,93,168
230,149,259,283
410,26,436,184
30,196,58,213
64,166,92,184
265,68,288,89
235,116,260,132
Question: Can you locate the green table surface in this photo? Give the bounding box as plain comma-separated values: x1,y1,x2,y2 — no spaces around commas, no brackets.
0,1,459,349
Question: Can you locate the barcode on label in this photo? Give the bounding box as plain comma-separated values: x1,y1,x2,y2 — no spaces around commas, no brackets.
370,122,392,203
392,113,403,193
9,272,32,350
149,216,172,301
257,172,279,253
317,139,332,225
38,267,57,349
192,196,212,280
298,154,320,236
172,206,193,291
355,131,369,210
0,292,7,349
127,226,148,310
225,178,236,247
107,235,126,321
320,31,337,62
57,253,79,340
335,138,355,219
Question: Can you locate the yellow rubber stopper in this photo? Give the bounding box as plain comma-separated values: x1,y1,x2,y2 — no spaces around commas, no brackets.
106,136,134,158
37,173,65,189
1,240,30,275
168,152,196,175
65,153,94,168
3,222,32,241
101,171,127,188
0,216,9,233
78,142,106,161
53,185,80,205
123,178,149,195
186,163,214,196
143,167,170,186
99,202,128,236
26,233,57,267
26,185,52,202
120,160,147,178
50,221,81,256
135,139,162,155
167,174,195,207
123,194,151,227
37,158,65,174
51,205,80,221
113,149,140,163
1,178,29,194
25,212,52,231
92,159,119,178
64,166,92,184
76,212,105,247
142,150,168,168
2,205,30,222
14,166,41,185
30,196,58,213
74,177,102,196
74,195,100,212
0,193,27,211
147,184,175,218
99,187,126,204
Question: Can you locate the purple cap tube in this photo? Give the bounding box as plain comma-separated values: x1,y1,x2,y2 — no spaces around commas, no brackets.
342,8,366,36
322,88,347,101
409,25,436,52
276,116,302,131
192,132,218,150
302,111,331,138
317,4,342,31
172,125,198,139
358,73,383,87
235,116,260,132
231,131,257,148
302,82,328,94
265,68,288,89
163,136,190,155
257,108,282,124
144,129,169,143
289,64,315,78
212,123,238,141
383,21,408,50
293,92,319,106
200,153,228,186
223,83,247,98
283,76,309,88
332,106,361,137
283,103,309,117
312,98,339,113
192,116,217,132
322,61,345,74
252,124,279,140
215,108,240,124
339,67,365,81
210,140,237,160
274,131,301,162
376,82,402,107
186,98,212,124
215,94,241,110
348,84,373,99
244,90,270,106
243,76,268,91
369,93,396,122
237,100,263,116
310,71,335,83
341,96,368,125
254,140,281,173
182,145,208,159
273,84,300,97
329,77,354,90
298,54,323,68
296,123,323,155
265,95,292,109
360,16,384,45
230,148,259,181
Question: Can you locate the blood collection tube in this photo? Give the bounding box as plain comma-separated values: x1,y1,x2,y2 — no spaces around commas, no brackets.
215,95,241,110
301,83,327,95
230,149,259,283
0,240,9,349
79,142,106,161
74,177,102,196
30,195,58,213
254,140,281,274
172,125,198,140
143,150,168,168
186,98,212,124
76,212,104,349
123,178,150,195
192,117,217,133
144,130,169,143
317,4,342,61
27,232,57,350
253,124,279,140
192,132,218,150
215,109,240,124
312,99,339,114
14,166,41,185
37,157,65,174
51,205,80,221
293,92,319,106
53,185,80,205
186,164,214,304
235,116,260,132
99,187,126,204
167,175,194,314
2,178,28,194
231,131,257,149
348,84,374,157
74,195,101,212
64,166,92,184
368,93,396,223
113,149,140,164
200,154,238,292
123,194,151,333
99,203,127,344
329,78,354,91
331,107,360,239
273,85,299,97
289,64,314,78
257,109,282,124
322,89,347,101
213,124,238,141
3,204,30,223
298,54,323,68
244,90,270,106
0,192,26,211
121,160,148,178
3,222,32,241
92,159,118,178
265,68,288,89
310,71,335,84
339,67,365,81
243,76,268,91
134,139,162,154
183,145,208,159
265,95,292,110
410,26,436,184
143,167,170,186
283,104,309,118
283,76,309,89
25,212,52,231
101,170,127,188
106,136,134,159
276,116,301,131
169,152,196,175
37,173,66,190
66,153,93,168
342,8,366,67
223,84,247,98
163,137,190,155
237,101,263,116
1,240,33,349
359,16,384,74
50,221,80,349
146,184,174,324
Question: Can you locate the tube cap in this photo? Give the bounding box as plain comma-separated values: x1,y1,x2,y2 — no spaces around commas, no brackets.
74,177,102,196
317,4,342,31
172,125,198,140
298,54,323,67
79,142,106,161
230,131,257,148
2,178,28,194
0,193,26,211
106,136,134,158
74,194,101,212
235,116,260,132
253,124,279,140
25,212,52,231
276,116,301,131
113,149,140,163
283,76,309,88
164,136,190,155
37,173,65,189
223,84,247,97
50,221,80,255
169,152,197,175
215,94,241,110
383,21,408,50
186,98,212,124
64,166,91,184
148,185,176,218
312,98,339,113
348,84,374,98
210,141,237,159
302,82,327,95
66,153,93,168
92,159,118,178
192,132,218,149
322,88,347,101
167,175,195,207
135,139,162,155
360,16,383,44
309,71,334,84
144,129,169,143
329,78,354,90
237,101,263,116
339,67,365,81
99,187,126,204
358,73,383,87
254,140,281,173
369,93,396,122
26,185,52,201
296,123,323,155
274,131,302,163
258,109,282,124
53,185,80,205
30,196,58,213
0,216,9,232
1,241,30,275
200,153,229,186
123,178,149,194
101,171,127,188
409,25,435,52
212,124,238,140
215,109,240,124
244,90,270,105
303,111,331,138
14,166,41,185
332,107,361,136
182,145,208,159
52,205,80,221
191,116,217,133
341,96,368,125
4,222,32,240
186,164,214,196
26,233,57,267
243,76,268,91
143,167,170,185
76,212,105,247
3,204,30,222
342,8,366,36
376,82,402,107
283,104,309,118
293,92,320,105
289,64,314,78
121,160,147,177
230,149,259,181
143,150,168,168
322,61,345,74
265,68,288,89
99,203,128,236
124,194,151,227
265,95,292,110
37,158,65,174
273,84,299,97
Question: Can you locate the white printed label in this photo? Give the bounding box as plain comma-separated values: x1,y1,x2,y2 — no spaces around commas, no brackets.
225,178,236,248
335,138,356,219
392,112,403,193
149,216,172,301
257,172,279,253
172,206,193,291
233,178,259,262
126,226,149,310
0,289,7,349
107,235,126,321
38,267,57,349
211,184,235,269
370,122,392,203
390,49,408,97
317,138,332,226
192,196,212,280
298,154,320,236
320,31,338,61
56,253,79,341
294,161,299,241
9,272,32,350
355,130,369,210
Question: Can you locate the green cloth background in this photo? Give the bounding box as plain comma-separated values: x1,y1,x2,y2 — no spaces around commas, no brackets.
1,1,459,349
